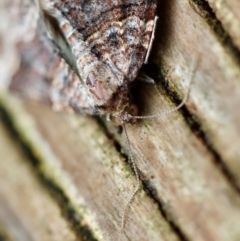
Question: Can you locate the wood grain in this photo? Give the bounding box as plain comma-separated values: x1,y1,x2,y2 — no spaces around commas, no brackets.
206,0,240,50
153,0,240,187
0,122,77,241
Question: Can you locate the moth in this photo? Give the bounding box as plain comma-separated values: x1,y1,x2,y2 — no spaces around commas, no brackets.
9,0,193,229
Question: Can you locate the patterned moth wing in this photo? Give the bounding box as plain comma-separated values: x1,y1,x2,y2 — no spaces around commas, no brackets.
10,17,100,116
41,0,157,121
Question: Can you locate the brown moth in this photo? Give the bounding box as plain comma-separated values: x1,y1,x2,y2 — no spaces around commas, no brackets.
9,0,195,230
38,1,162,229
40,0,158,123
10,0,160,229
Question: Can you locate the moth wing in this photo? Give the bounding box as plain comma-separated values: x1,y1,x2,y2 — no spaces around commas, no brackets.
53,0,157,82
10,21,100,115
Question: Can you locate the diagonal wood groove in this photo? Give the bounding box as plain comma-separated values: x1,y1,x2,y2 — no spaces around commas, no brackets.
0,104,98,241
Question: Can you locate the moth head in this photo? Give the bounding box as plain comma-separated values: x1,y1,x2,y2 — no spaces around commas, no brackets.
113,103,139,124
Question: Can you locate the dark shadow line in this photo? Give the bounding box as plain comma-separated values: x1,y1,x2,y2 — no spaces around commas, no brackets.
190,0,240,63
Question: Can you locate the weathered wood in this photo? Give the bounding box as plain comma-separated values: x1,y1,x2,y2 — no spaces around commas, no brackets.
152,0,240,188
0,122,77,241
206,0,240,50
1,0,240,241
0,92,181,241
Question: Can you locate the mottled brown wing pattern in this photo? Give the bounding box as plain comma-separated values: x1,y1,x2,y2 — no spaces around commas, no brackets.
50,57,99,115
54,0,156,81
42,0,157,119
10,20,99,115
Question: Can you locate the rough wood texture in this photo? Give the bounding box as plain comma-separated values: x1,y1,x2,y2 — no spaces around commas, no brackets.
1,0,240,241
0,123,77,241
206,0,240,49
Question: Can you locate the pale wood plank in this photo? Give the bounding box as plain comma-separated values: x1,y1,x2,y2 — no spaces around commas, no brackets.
0,92,181,241
0,122,77,241
152,0,240,187
206,0,240,50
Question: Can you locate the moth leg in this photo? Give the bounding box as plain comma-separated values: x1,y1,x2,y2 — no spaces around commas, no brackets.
137,66,177,85
137,72,155,84
106,113,111,121
144,16,159,64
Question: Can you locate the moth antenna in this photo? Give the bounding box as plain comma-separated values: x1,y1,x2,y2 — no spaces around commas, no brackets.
121,123,141,230
120,58,199,229
131,56,200,120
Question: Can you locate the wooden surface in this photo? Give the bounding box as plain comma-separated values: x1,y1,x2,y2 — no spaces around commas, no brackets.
0,123,77,241
1,0,240,241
